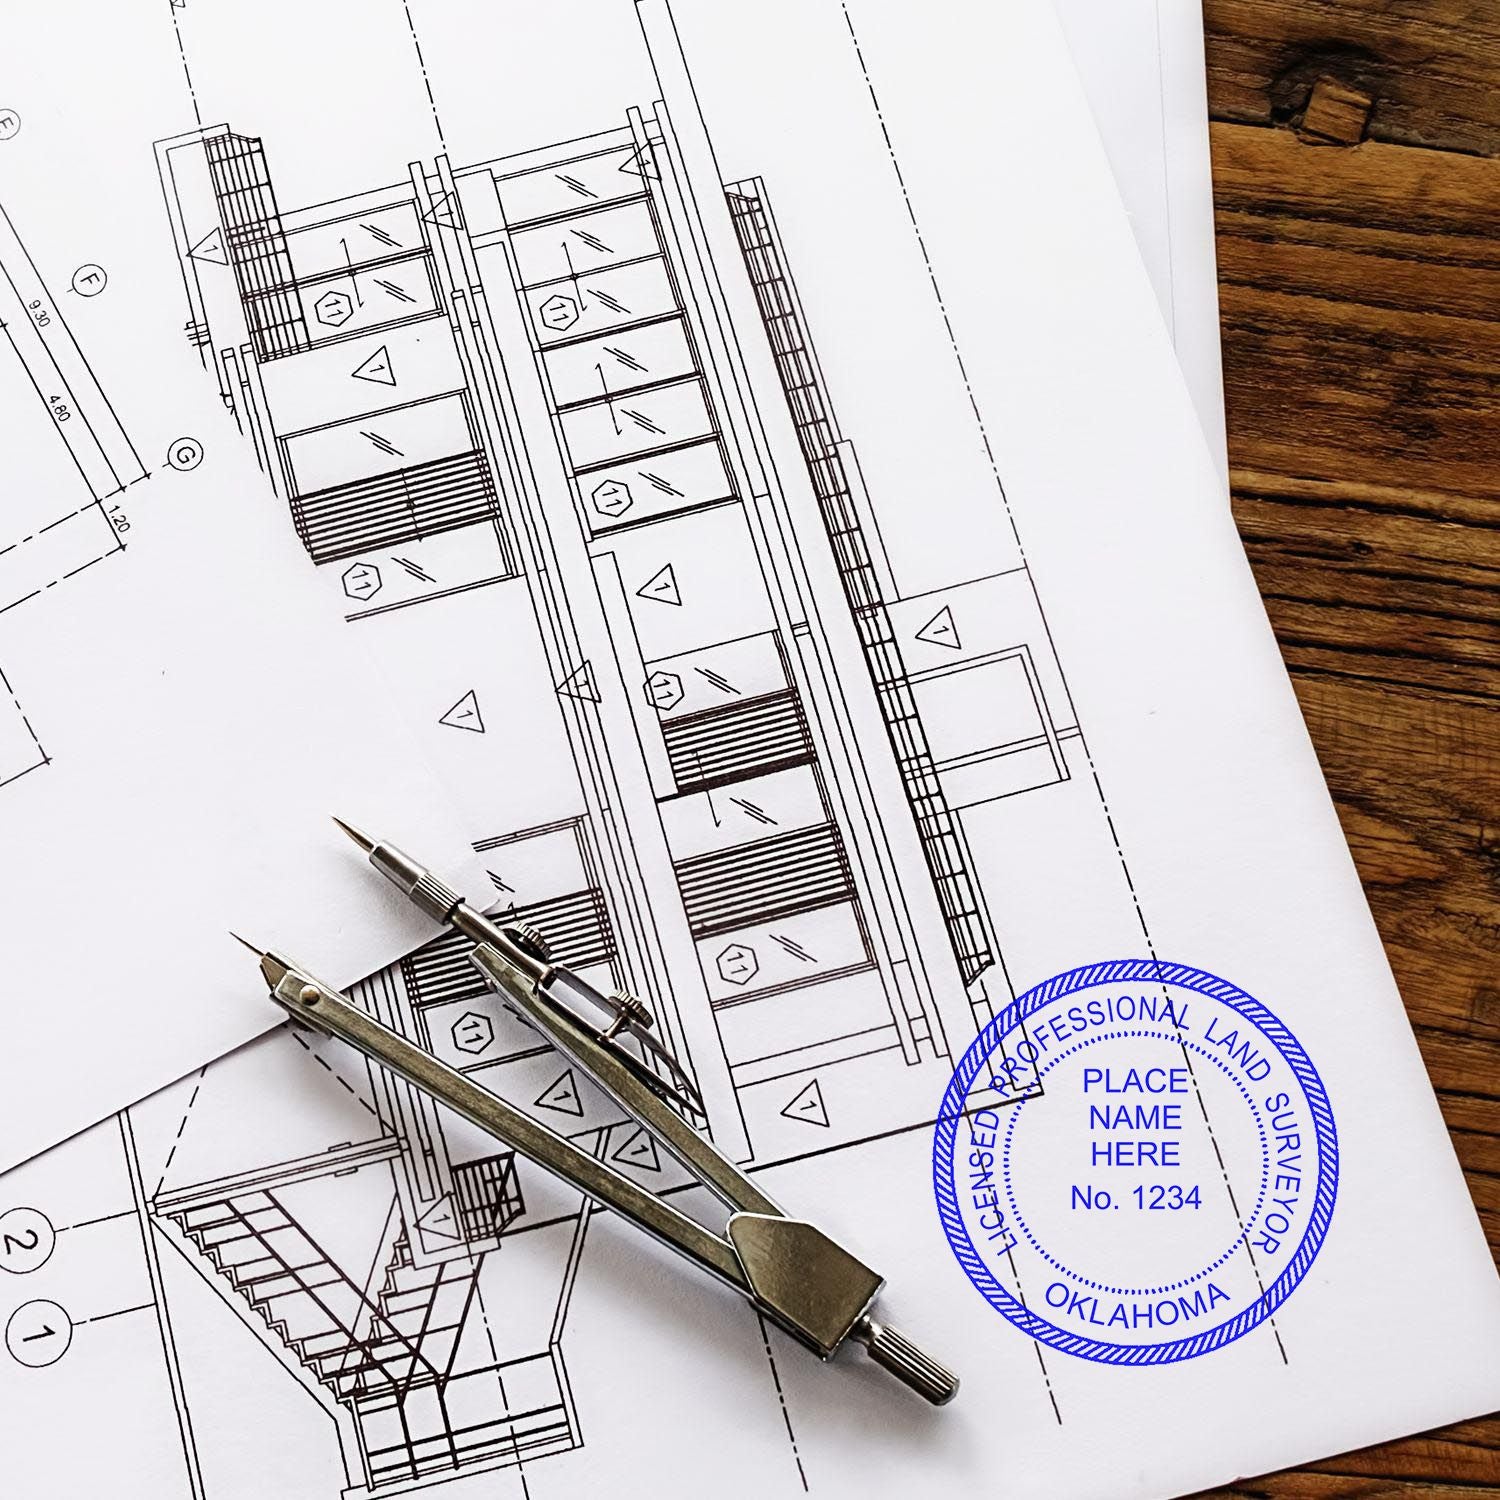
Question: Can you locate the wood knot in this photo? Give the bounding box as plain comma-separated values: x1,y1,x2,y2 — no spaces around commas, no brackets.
1472,986,1500,1033
1296,76,1376,146
1268,47,1380,146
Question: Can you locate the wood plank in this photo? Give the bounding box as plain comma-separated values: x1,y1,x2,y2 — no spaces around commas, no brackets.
1212,126,1500,508
1200,1413,1500,1498
1311,1420,1500,1486
1264,674,1500,1037
1237,501,1499,699
1199,8,1499,1493
1212,115,1500,238
1204,1475,1500,1499
1203,0,1500,155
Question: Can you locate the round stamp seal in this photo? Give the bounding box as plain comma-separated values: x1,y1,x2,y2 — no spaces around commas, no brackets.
933,960,1337,1364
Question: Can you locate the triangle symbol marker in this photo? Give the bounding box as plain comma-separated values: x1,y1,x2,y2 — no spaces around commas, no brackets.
188,226,228,265
421,190,463,230
620,145,659,180
439,689,485,733
417,1195,463,1243
609,1126,663,1174
635,563,681,607
351,344,396,386
535,1069,585,1118
915,604,961,650
556,661,601,704
780,1078,829,1128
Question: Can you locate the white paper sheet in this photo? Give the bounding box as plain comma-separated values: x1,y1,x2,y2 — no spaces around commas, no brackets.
1052,0,1229,479
0,33,487,1169
0,1,1496,1496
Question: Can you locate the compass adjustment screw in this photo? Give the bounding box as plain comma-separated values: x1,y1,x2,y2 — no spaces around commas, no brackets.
504,922,551,963
600,989,654,1040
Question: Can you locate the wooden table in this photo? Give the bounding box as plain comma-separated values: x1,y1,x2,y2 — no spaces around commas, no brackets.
1199,1,1500,1493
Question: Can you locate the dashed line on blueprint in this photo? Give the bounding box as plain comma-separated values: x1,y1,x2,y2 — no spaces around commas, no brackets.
289,1026,383,1120
0,544,124,620
0,659,47,783
400,0,449,153
170,3,203,128
0,500,100,560
152,1068,207,1198
473,1252,534,1498
756,1312,810,1491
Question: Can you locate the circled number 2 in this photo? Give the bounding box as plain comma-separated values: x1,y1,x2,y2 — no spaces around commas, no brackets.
0,1207,55,1275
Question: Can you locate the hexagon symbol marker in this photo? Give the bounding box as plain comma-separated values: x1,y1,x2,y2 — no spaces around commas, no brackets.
716,943,759,986
644,671,683,713
451,1011,495,1056
341,562,382,602
590,479,633,518
538,294,580,332
314,290,354,328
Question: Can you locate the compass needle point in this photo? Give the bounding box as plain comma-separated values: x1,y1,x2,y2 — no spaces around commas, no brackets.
331,816,376,853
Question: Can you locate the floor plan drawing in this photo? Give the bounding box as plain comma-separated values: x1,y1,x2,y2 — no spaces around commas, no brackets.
0,2,1347,1496
0,201,142,788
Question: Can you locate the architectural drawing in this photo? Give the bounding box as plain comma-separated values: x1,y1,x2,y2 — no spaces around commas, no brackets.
0,204,143,788
0,1,1256,1494
10,6,1500,1500
1,13,500,1170
148,3,1075,1177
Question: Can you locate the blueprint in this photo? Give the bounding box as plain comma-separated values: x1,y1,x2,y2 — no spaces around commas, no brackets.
0,28,485,1170
1,1,1497,1497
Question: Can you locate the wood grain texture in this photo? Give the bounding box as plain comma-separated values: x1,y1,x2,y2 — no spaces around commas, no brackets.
1204,0,1500,154
1197,0,1499,1493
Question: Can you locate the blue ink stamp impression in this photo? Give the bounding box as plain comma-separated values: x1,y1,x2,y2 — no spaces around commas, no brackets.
933,960,1337,1364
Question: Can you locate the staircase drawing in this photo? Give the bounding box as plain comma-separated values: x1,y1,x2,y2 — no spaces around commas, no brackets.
164,1180,578,1490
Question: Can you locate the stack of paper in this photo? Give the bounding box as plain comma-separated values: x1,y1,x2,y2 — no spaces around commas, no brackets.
0,3,1493,1498
1053,0,1228,478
